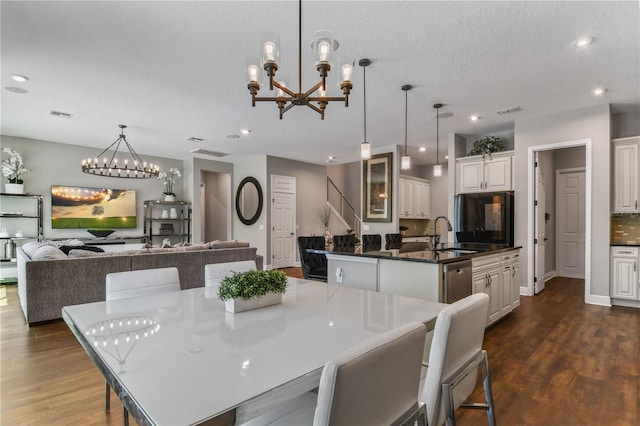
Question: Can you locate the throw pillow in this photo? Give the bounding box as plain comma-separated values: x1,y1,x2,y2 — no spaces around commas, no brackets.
21,241,48,258
209,240,250,249
59,245,105,255
32,245,67,260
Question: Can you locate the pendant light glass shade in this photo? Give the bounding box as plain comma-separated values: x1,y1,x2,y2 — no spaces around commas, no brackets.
433,103,443,178
361,141,371,160
433,164,442,177
401,155,411,170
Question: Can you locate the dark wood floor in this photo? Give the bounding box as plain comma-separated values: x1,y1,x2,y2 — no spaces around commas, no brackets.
1,273,638,425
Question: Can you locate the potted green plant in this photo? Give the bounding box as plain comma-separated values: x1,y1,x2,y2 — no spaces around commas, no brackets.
1,147,30,194
218,269,288,313
469,136,506,159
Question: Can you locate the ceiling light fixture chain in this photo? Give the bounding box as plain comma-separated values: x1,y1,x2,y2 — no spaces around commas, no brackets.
433,103,443,177
246,0,354,120
401,84,412,170
81,124,159,179
360,59,371,160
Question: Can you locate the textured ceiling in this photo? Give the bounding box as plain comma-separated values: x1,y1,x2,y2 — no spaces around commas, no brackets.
1,1,639,166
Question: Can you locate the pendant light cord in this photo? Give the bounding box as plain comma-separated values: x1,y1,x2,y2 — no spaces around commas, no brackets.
404,89,408,155
436,105,440,166
363,64,367,142
298,0,302,94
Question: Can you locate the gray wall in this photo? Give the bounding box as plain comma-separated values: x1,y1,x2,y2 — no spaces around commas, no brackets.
1,135,183,240
233,156,267,260
612,109,640,139
202,170,230,242
515,104,610,301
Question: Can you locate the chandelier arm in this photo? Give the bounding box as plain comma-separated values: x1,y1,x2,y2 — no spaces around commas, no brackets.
306,103,323,114
303,81,324,98
281,103,295,115
122,138,147,166
107,138,124,168
93,137,124,161
307,96,346,102
254,96,288,102
272,80,296,98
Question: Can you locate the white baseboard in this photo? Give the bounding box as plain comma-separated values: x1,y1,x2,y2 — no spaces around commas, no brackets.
544,270,556,282
587,294,611,307
520,286,533,296
611,298,640,309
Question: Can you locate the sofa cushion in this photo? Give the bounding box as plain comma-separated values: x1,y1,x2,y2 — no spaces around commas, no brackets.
21,241,49,259
208,240,250,249
31,245,67,260
183,243,210,251
68,249,100,258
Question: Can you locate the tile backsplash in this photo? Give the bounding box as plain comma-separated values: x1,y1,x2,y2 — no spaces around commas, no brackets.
611,214,640,245
399,218,431,237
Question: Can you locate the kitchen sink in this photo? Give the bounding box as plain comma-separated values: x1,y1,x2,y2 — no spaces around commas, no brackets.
434,248,479,254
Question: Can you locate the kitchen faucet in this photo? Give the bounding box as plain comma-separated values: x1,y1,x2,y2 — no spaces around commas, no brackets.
430,216,453,248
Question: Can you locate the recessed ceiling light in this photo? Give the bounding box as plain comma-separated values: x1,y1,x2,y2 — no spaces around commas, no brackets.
469,115,480,122
328,156,335,160
187,137,204,142
419,147,426,152
50,110,73,119
592,87,607,96
444,155,449,160
575,37,593,48
240,129,251,135
11,74,29,82
4,86,27,94
226,134,240,139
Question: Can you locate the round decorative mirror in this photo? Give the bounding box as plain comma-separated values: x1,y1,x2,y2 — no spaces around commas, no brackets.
236,177,263,225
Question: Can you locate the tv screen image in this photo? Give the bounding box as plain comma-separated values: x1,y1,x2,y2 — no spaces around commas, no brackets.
51,185,137,229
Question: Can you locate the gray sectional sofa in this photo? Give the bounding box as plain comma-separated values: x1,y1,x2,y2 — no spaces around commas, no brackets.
17,242,263,325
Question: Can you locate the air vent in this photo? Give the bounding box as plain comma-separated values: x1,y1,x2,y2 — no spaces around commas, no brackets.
50,110,73,119
190,148,229,157
187,137,204,143
496,106,521,115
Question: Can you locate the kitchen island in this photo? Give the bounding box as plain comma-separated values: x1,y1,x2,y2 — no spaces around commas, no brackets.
321,241,522,326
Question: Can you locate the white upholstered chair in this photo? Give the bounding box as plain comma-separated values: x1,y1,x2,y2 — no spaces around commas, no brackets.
204,260,256,296
104,267,181,426
420,292,496,426
242,321,428,426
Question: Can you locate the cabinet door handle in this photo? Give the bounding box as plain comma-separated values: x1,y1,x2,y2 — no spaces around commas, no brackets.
635,261,637,272
512,267,516,277
636,200,638,210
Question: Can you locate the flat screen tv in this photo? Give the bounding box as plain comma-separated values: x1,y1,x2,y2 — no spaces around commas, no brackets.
51,185,137,229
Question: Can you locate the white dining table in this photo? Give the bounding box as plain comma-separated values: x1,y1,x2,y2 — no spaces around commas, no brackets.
62,277,446,426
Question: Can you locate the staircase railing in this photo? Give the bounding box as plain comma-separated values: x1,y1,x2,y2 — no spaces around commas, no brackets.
327,177,361,237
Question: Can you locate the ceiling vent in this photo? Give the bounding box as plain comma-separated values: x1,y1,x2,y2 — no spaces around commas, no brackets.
50,110,73,118
187,137,204,143
496,106,521,115
190,148,229,157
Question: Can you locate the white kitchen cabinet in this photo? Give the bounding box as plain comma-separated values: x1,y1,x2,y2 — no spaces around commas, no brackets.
399,176,430,219
611,246,639,301
613,136,639,213
456,151,513,194
472,249,520,325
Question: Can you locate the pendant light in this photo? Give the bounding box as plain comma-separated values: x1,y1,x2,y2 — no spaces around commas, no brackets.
401,84,412,170
360,59,371,160
433,103,443,177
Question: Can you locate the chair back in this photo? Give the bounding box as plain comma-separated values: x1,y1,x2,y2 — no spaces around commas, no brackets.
420,293,490,426
385,233,403,250
106,267,181,301
332,234,356,253
205,260,257,292
314,322,427,426
297,236,327,281
361,234,382,252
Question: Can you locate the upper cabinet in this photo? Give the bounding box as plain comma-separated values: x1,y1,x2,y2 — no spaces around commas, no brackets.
456,151,513,194
613,136,639,213
399,176,430,219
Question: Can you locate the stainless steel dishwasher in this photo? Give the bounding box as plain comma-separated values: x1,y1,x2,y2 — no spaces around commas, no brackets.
443,259,472,303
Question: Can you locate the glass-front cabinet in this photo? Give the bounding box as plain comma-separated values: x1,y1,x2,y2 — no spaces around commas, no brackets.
0,193,43,283
143,200,191,245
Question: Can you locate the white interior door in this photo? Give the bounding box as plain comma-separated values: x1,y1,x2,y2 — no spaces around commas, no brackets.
534,153,546,294
556,169,586,278
271,175,296,269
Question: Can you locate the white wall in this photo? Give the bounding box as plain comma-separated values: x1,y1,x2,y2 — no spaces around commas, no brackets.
515,104,610,302
1,136,183,240
233,156,267,260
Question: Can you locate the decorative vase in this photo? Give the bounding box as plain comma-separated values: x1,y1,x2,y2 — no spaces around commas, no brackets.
164,194,175,202
4,183,24,194
169,208,178,219
324,228,332,246
225,293,282,313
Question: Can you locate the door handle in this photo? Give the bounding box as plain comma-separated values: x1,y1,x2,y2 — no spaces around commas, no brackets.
290,232,294,236
635,261,637,272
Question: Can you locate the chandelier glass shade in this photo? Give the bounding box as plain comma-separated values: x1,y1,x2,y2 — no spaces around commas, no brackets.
247,0,353,120
81,124,159,179
401,84,412,170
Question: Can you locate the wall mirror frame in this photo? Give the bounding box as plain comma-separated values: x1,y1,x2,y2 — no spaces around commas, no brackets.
362,152,393,222
236,177,263,225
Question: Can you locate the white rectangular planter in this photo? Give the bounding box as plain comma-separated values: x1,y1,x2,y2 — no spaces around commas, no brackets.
225,292,282,313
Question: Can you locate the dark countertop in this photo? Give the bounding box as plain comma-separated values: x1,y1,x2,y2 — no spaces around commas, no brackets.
611,243,640,247
316,242,521,265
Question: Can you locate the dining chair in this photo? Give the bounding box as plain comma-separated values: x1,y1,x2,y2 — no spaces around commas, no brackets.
241,321,428,426
385,233,403,250
104,267,181,426
332,234,356,253
297,236,328,282
204,260,257,294
361,234,382,252
420,292,496,426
